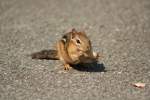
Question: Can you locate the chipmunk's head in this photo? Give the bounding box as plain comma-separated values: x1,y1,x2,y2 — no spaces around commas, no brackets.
68,29,92,56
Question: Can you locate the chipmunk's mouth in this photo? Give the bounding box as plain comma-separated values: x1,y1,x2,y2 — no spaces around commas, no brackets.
77,48,83,52
77,48,88,52
76,49,85,57
77,48,92,56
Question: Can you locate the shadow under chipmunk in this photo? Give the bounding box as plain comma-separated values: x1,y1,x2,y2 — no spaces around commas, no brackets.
30,49,105,72
70,62,106,72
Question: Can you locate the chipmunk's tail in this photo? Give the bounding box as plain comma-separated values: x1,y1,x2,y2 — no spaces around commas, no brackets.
30,49,59,60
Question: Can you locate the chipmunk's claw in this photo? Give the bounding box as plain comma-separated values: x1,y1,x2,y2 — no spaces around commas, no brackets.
64,63,71,70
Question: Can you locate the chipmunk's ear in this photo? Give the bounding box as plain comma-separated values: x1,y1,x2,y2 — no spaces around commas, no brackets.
71,28,77,33
71,28,77,39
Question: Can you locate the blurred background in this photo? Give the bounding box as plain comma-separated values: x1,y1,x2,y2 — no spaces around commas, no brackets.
0,0,150,100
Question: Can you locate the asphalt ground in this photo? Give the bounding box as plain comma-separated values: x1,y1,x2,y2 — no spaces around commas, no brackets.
0,0,150,100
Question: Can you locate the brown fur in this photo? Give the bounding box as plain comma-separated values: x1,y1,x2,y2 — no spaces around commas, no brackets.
30,28,100,70
56,29,99,70
31,50,59,60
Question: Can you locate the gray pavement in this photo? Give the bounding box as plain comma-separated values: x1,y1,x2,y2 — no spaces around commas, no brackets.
0,0,150,100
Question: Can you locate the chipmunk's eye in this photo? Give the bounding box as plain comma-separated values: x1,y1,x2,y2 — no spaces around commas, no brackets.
76,39,81,44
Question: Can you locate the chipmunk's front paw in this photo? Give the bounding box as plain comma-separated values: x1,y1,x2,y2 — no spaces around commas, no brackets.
64,63,71,70
93,52,103,59
93,52,98,58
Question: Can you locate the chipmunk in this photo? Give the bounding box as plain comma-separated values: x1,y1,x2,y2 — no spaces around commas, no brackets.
31,28,100,70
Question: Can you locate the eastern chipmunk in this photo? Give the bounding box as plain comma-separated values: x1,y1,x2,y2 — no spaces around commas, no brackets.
31,28,99,70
